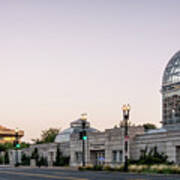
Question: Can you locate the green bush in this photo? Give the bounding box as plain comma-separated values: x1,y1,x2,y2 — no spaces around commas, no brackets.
4,151,9,164
103,165,114,171
0,155,3,164
92,165,103,171
78,166,86,171
129,146,171,165
53,146,70,166
128,164,180,174
21,153,30,166
37,156,48,167
31,148,39,166
85,165,93,170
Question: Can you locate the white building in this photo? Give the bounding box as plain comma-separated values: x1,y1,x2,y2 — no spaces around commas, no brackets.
18,51,180,166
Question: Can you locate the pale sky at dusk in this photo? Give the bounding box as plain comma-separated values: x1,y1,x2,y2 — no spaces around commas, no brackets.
0,0,180,142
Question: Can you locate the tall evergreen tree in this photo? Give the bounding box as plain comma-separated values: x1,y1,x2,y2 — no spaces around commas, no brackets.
31,148,39,165
4,151,9,164
54,145,62,166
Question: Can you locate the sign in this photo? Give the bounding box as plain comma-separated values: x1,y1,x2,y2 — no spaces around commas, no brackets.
125,136,129,140
98,157,105,161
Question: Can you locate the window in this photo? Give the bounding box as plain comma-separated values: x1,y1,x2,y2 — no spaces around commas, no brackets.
112,151,117,162
75,152,82,163
119,150,123,163
112,150,123,163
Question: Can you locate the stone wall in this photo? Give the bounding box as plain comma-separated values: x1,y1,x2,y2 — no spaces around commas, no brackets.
70,125,144,166
22,142,70,166
134,130,180,163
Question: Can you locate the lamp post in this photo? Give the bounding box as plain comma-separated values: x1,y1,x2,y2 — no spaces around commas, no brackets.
15,128,19,166
122,104,130,172
81,113,87,167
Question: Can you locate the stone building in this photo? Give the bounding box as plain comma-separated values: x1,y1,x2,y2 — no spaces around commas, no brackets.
162,51,180,130
133,51,180,164
20,118,99,166
20,119,144,166
19,50,180,166
70,125,144,166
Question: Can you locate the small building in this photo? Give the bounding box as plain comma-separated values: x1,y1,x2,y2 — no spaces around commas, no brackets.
21,118,99,166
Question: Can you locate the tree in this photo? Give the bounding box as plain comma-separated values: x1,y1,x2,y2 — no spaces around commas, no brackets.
143,123,157,132
53,146,70,166
0,143,13,151
38,156,48,167
31,148,39,165
31,138,43,144
41,128,60,143
21,153,30,166
54,145,62,166
4,151,9,164
20,142,30,149
32,128,60,144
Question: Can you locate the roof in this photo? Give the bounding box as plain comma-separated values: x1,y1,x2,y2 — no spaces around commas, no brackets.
146,128,167,134
163,51,180,86
0,125,24,137
55,120,99,143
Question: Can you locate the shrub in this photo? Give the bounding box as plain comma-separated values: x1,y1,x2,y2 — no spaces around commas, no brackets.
113,165,124,171
128,164,180,174
21,153,30,166
131,146,171,165
129,164,148,173
78,166,86,171
92,165,103,171
31,148,39,166
53,146,70,166
4,151,9,164
86,165,93,170
103,165,114,171
0,155,3,164
37,156,48,167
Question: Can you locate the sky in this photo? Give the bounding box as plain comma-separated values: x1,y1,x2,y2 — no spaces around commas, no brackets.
0,0,180,142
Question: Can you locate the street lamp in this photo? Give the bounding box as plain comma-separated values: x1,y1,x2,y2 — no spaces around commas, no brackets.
80,113,87,167
122,104,131,172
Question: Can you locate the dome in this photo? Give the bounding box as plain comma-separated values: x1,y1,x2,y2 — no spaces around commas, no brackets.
54,128,74,143
163,51,180,86
54,119,99,143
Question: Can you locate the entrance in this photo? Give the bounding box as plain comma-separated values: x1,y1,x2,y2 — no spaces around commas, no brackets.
90,150,105,165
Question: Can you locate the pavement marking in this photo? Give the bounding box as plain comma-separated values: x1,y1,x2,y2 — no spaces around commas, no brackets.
128,179,148,180
0,171,88,180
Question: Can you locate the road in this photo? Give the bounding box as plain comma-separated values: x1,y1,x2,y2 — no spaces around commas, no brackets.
0,167,180,180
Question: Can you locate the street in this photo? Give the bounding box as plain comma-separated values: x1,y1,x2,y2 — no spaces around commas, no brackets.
0,168,180,180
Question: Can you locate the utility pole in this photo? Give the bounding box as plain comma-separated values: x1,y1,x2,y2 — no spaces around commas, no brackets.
122,104,130,172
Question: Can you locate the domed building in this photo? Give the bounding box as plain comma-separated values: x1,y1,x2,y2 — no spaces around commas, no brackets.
134,51,180,165
162,51,180,130
55,118,99,143
20,51,180,166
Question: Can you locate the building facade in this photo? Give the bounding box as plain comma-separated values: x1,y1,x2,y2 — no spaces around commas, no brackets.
162,51,180,130
0,126,24,144
20,51,180,166
70,125,144,166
